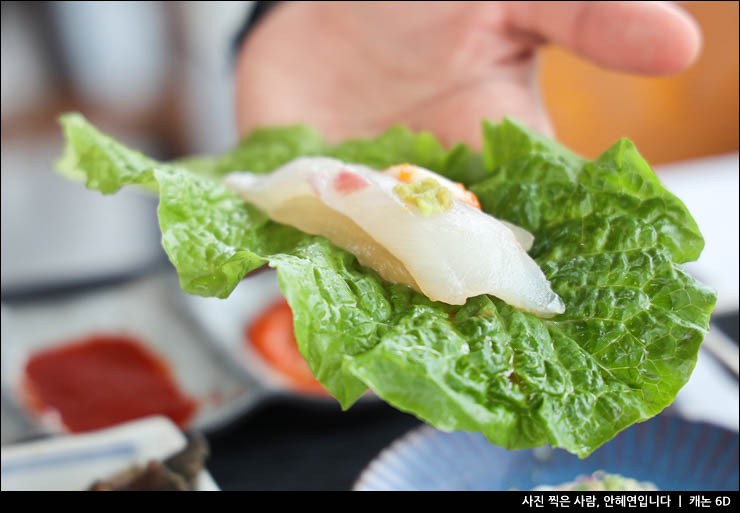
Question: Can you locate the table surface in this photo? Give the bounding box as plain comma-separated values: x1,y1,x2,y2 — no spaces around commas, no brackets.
205,398,421,491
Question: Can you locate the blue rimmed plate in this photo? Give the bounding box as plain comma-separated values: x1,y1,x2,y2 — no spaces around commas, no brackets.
354,414,739,491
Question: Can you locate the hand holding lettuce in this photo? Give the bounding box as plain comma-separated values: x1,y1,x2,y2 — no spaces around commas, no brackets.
58,113,715,457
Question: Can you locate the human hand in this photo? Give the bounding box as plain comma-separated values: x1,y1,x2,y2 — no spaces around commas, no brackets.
234,1,700,147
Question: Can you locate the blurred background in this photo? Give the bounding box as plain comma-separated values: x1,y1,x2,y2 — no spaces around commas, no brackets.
2,1,738,297
1,0,738,296
2,1,252,294
1,1,738,491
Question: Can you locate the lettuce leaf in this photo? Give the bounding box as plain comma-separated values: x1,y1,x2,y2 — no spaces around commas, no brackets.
57,113,715,457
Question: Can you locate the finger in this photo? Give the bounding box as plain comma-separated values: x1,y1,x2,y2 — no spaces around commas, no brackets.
402,78,555,150
505,1,702,75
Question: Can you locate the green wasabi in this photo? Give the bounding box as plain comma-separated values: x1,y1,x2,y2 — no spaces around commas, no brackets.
393,178,454,216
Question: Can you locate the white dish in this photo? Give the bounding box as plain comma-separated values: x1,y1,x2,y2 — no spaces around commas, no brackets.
178,269,374,405
177,269,291,394
0,272,262,444
0,416,218,491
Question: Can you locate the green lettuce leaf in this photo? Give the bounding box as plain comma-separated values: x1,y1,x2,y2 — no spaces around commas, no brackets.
57,113,715,457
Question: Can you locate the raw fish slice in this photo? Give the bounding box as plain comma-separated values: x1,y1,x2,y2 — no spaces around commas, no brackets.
383,164,534,251
226,157,564,317
226,159,419,290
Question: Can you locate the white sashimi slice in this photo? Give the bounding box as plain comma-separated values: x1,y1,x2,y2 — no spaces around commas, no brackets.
383,164,535,251
225,157,564,317
502,221,534,252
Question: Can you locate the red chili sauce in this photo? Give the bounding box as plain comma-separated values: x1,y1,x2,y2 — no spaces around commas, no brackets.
22,335,197,433
246,300,327,395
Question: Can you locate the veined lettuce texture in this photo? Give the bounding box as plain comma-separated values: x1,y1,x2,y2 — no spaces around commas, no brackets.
58,113,715,457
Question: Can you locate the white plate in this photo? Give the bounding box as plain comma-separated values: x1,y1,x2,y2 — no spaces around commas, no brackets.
177,269,374,406
1,416,218,491
176,269,294,394
0,272,262,444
